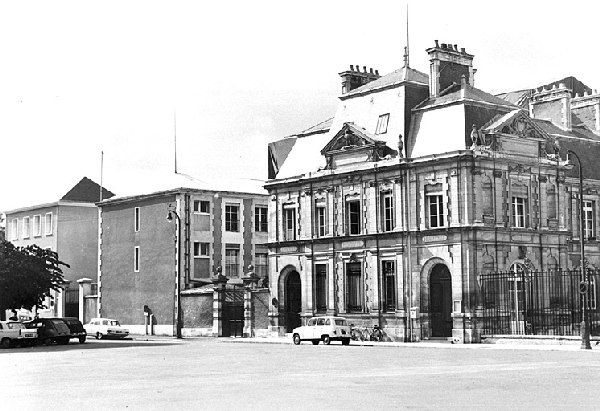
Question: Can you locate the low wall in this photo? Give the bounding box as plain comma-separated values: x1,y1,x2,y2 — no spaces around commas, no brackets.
181,288,213,337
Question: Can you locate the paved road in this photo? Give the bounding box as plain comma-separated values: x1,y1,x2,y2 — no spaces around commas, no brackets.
2,337,600,410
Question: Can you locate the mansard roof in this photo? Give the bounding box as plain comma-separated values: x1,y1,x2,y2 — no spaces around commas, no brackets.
342,66,428,99
416,83,519,111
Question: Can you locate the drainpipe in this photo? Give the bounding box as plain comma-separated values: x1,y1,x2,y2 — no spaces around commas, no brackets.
405,164,413,342
374,164,383,329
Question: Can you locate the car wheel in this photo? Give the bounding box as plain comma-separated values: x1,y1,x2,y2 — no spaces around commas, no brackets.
97,332,104,340
1,338,12,349
292,334,301,345
42,337,52,346
79,336,86,344
322,335,331,345
342,338,350,346
312,340,319,345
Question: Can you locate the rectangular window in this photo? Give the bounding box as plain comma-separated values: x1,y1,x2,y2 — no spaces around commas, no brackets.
315,264,327,313
382,192,394,232
255,253,268,278
194,200,210,214
583,200,595,240
22,217,30,239
11,219,18,240
33,215,41,237
225,247,240,277
316,204,326,237
134,247,140,272
383,261,396,312
375,113,390,135
225,204,240,232
255,206,268,232
347,200,361,235
346,262,362,312
284,208,296,241
193,242,210,257
591,278,597,310
427,194,444,228
512,197,527,228
45,213,53,235
134,207,140,232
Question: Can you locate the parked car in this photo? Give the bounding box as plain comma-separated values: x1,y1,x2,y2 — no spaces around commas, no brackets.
84,318,129,339
25,318,71,345
0,321,38,348
292,316,351,345
58,317,87,344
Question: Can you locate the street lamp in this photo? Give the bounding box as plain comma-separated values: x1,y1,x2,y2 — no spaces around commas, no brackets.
566,150,591,350
167,203,183,339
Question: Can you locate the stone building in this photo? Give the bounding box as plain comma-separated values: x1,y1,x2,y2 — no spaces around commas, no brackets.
265,41,600,342
98,181,268,337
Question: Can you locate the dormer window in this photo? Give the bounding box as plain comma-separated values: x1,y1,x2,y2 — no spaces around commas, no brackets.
375,114,390,135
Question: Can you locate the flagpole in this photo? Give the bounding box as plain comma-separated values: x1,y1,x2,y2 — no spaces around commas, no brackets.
100,150,104,202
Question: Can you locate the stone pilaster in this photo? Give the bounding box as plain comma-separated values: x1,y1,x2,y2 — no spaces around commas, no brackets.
242,265,260,338
212,271,229,337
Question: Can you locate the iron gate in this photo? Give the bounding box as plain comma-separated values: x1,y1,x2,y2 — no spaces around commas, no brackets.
64,288,79,318
222,286,244,337
479,268,600,336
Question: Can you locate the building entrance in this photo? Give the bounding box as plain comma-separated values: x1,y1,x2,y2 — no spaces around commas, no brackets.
284,271,301,332
430,264,452,337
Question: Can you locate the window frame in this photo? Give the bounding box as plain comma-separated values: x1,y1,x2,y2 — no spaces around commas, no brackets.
512,196,527,228
315,202,326,237
255,252,268,278
194,200,210,214
254,206,268,232
225,247,240,278
283,207,296,241
134,246,140,272
382,260,396,312
22,216,30,239
427,194,445,229
33,215,42,237
381,191,394,232
134,207,140,232
346,200,361,235
11,218,18,240
346,262,363,312
583,200,595,240
45,213,53,236
375,113,390,135
225,204,240,232
315,264,327,313
193,242,210,257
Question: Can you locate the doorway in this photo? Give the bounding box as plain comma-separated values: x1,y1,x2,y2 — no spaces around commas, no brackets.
430,264,452,337
285,271,301,332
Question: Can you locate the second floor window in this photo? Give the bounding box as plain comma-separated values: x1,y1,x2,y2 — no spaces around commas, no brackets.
316,204,326,237
512,197,527,228
375,113,390,135
45,213,53,235
134,247,140,272
134,207,140,232
22,217,30,239
225,247,239,277
381,192,394,232
427,194,444,228
193,242,210,257
255,207,268,232
347,200,361,235
11,219,18,240
225,204,240,232
284,208,296,241
194,200,210,214
33,215,41,237
583,200,595,240
255,253,268,278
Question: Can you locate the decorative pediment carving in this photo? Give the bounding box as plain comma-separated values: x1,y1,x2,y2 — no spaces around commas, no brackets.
321,123,377,155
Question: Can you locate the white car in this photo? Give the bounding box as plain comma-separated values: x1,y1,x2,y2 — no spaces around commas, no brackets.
0,321,38,348
84,318,129,340
292,316,351,345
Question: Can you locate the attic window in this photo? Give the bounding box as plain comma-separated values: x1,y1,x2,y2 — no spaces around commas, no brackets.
375,114,390,135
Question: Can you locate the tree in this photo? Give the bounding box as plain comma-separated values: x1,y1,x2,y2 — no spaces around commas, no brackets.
0,240,69,315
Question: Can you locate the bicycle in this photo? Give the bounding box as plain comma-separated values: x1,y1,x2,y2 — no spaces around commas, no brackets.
369,324,383,342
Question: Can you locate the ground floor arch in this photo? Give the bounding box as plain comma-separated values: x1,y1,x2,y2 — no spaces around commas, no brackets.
429,263,453,338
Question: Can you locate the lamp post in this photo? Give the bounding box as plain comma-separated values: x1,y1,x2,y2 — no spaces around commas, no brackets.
167,203,183,339
566,150,591,349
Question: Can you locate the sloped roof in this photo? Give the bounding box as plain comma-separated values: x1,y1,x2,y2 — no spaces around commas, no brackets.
342,66,428,99
296,117,333,137
496,89,532,107
416,83,519,110
61,177,115,202
572,106,596,130
533,119,600,141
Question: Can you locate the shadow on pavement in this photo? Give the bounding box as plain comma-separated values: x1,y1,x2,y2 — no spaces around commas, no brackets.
0,339,178,353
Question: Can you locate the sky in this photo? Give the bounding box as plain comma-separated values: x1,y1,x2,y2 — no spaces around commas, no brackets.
2,0,600,216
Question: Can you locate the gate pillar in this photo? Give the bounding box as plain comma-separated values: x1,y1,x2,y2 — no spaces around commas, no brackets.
242,265,260,338
212,268,229,337
77,278,93,322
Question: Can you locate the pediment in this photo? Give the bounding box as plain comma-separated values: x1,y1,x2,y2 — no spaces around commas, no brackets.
484,109,549,140
321,123,380,155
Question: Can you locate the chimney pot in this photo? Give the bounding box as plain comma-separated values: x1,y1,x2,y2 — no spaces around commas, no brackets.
454,44,458,51
375,69,379,76
350,65,354,71
363,66,367,73
576,93,581,98
461,47,465,53
461,74,467,87
435,40,439,47
370,68,373,74
441,43,447,49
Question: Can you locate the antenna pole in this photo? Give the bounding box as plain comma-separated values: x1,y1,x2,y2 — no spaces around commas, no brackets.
405,4,410,68
100,150,104,202
174,108,178,174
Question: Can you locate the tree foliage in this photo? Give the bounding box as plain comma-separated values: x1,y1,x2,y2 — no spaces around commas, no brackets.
0,240,69,310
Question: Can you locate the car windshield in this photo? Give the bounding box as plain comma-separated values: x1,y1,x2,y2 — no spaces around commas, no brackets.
52,320,65,326
335,319,347,326
6,322,25,329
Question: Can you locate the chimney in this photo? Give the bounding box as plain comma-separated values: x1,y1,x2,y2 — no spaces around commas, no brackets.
339,64,381,94
426,40,475,97
571,87,600,135
529,82,572,131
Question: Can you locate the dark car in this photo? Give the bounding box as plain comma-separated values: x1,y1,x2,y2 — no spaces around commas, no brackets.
25,318,71,345
59,317,87,344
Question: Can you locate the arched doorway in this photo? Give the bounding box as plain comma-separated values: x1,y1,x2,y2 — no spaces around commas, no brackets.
430,264,452,337
284,271,301,332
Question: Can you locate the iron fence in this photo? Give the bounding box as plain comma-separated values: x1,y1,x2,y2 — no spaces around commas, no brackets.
479,268,600,336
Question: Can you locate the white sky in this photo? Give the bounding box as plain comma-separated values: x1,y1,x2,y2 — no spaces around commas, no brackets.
2,0,600,215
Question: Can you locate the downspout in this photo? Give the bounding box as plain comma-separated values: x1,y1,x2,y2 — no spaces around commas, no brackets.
310,178,315,316
374,163,383,328
405,164,413,342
